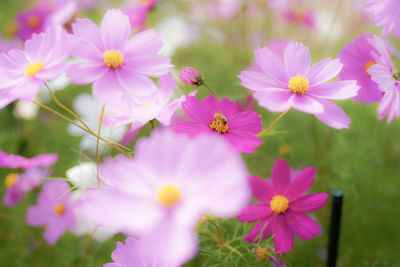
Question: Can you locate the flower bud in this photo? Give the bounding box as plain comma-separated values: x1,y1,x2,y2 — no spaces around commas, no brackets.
179,67,202,85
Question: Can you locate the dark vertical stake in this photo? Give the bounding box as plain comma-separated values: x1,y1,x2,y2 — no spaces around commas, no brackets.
327,189,344,267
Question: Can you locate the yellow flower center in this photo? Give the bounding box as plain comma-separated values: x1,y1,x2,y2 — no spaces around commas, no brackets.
210,113,229,134
27,15,41,29
288,74,309,95
270,195,289,214
141,104,149,109
5,21,18,37
103,50,124,69
364,60,375,75
140,0,150,4
5,173,18,188
157,185,181,207
26,62,44,77
255,247,270,261
54,204,66,215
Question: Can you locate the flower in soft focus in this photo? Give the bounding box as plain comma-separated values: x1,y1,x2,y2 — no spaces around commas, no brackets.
179,67,202,85
0,26,69,109
338,34,386,104
13,100,40,120
67,9,173,107
125,5,150,31
237,159,328,253
252,246,286,267
0,34,22,53
248,39,290,72
67,93,126,154
81,129,250,266
282,8,315,28
66,163,118,242
26,180,76,244
364,0,400,38
238,42,360,129
0,150,57,206
105,236,181,267
173,95,263,154
106,74,195,132
16,0,78,40
367,36,400,123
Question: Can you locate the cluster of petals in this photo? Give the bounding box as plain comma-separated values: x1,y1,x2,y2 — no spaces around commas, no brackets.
106,74,194,133
338,34,385,104
80,129,250,266
16,0,77,40
364,0,400,38
26,180,77,244
0,26,69,109
0,150,57,206
66,9,173,108
238,42,360,129
367,36,400,123
237,159,328,253
173,95,263,154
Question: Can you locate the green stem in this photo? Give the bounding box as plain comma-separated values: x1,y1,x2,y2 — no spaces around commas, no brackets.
257,110,289,137
96,104,105,185
201,82,221,100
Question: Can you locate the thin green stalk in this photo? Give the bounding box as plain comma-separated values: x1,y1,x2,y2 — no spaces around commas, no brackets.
201,82,221,100
257,110,289,137
96,105,105,185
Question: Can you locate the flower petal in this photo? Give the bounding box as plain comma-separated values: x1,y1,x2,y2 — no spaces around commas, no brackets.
255,47,289,84
313,99,351,129
271,159,291,195
248,176,275,203
238,70,281,91
308,58,342,86
100,9,131,50
290,193,329,212
285,167,316,200
285,211,321,240
237,204,272,223
291,94,324,114
243,219,272,243
253,89,293,112
181,95,217,124
284,42,311,77
272,215,294,253
308,80,360,100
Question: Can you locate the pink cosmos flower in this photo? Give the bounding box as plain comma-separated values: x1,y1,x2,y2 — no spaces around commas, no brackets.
338,34,386,104
67,9,173,107
80,129,250,266
367,36,400,123
282,9,315,29
106,75,193,132
16,0,77,40
26,180,77,244
364,0,400,38
0,26,69,109
238,42,360,129
0,35,22,53
237,159,328,253
1,150,58,206
173,95,263,154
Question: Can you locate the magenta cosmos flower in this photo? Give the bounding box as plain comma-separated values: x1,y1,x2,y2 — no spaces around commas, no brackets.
0,26,69,109
16,0,78,40
238,42,360,129
173,95,263,154
179,67,202,85
367,36,400,123
1,151,57,206
67,9,173,107
26,180,76,244
80,129,250,266
364,0,400,38
237,159,328,253
338,34,387,104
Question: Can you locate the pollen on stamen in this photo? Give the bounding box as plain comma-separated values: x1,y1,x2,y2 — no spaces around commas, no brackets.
364,60,375,75
27,15,41,29
54,204,66,215
157,185,181,207
270,195,289,214
210,113,229,134
26,62,44,77
103,50,124,69
288,74,309,95
5,173,18,188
